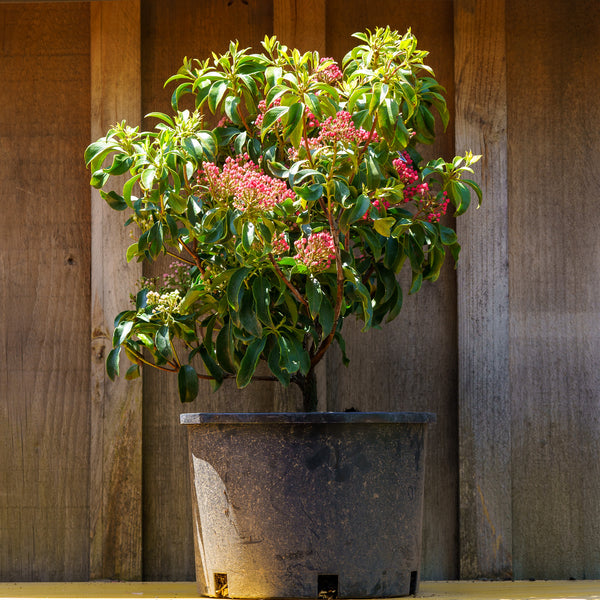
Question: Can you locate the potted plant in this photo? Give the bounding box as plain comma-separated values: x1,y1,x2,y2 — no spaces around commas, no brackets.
86,26,480,598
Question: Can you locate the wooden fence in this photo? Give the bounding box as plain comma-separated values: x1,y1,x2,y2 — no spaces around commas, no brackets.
1,0,599,583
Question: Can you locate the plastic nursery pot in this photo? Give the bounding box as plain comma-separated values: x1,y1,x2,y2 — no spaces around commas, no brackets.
180,411,436,599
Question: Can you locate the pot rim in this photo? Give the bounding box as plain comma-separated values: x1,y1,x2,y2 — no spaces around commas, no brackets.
180,411,436,425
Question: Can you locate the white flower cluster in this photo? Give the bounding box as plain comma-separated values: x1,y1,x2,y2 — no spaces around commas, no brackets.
146,290,182,321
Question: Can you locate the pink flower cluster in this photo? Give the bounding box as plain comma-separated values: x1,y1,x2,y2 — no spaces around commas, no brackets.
254,97,281,129
317,111,377,146
202,154,295,212
403,181,451,223
294,231,336,272
316,57,343,84
271,232,290,255
392,151,419,184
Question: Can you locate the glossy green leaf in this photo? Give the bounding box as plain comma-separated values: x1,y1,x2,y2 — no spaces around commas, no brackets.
155,325,172,359
373,217,395,237
125,364,141,380
216,322,237,373
178,364,199,402
261,105,289,138
106,347,121,381
198,343,225,385
267,342,290,387
236,337,266,388
227,267,251,311
252,276,272,327
439,225,457,245
242,221,255,252
318,296,334,337
239,289,262,337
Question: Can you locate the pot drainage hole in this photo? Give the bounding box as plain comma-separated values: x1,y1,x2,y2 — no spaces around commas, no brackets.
318,574,338,598
214,573,228,598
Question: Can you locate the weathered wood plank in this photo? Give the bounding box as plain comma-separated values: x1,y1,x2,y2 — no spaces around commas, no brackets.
0,2,91,581
324,0,458,580
454,0,511,580
506,0,600,579
89,0,142,581
273,0,326,52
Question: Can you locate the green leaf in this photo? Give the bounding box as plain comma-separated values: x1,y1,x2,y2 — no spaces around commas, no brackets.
113,320,133,347
365,150,382,188
409,271,423,295
198,343,225,385
208,81,228,113
90,169,109,189
439,225,457,245
100,190,128,211
106,347,121,381
318,296,334,337
236,337,266,388
449,180,471,216
261,105,289,138
141,166,157,189
252,276,273,327
241,221,255,252
123,173,140,206
373,217,395,237
239,289,262,338
294,183,323,204
147,221,164,258
178,364,199,403
267,342,290,387
126,243,139,263
197,131,218,161
216,322,238,373
104,153,133,176
303,92,322,120
385,284,403,322
340,194,370,232
462,178,483,208
125,364,141,380
306,275,322,319
84,139,111,167
136,289,148,310
227,267,251,311
155,325,172,359
224,96,242,125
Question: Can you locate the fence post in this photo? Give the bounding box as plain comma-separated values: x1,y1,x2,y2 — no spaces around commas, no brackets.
89,0,143,580
454,0,512,579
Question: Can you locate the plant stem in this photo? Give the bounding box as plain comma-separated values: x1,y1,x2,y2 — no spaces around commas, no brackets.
268,253,310,312
128,348,179,373
292,369,318,412
311,195,344,369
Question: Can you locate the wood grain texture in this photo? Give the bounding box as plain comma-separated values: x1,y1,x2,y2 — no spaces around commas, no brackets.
89,0,143,581
324,0,458,580
506,0,600,579
139,0,296,580
0,3,91,581
454,0,511,580
273,0,325,53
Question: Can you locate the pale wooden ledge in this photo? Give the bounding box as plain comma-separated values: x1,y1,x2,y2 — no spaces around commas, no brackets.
0,581,598,600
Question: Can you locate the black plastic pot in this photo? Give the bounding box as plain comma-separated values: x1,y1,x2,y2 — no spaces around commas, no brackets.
181,412,435,599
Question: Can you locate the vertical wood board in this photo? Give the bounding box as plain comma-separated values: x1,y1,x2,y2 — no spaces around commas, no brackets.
0,3,91,581
273,0,325,52
324,0,458,580
454,0,511,580
507,0,600,579
89,0,143,581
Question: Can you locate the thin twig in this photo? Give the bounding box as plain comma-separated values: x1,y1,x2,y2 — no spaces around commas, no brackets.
268,254,310,311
